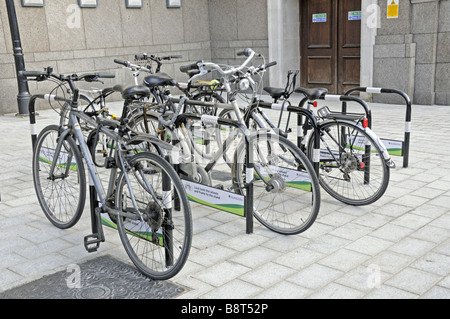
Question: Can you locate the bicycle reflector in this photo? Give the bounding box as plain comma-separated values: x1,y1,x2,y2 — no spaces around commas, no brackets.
363,118,369,128
313,101,318,107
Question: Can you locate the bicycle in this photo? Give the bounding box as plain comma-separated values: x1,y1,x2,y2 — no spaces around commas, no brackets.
114,54,226,110
21,68,192,280
133,51,321,235
261,71,394,205
186,50,393,206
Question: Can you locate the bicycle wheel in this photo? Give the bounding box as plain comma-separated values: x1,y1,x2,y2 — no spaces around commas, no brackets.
115,152,192,280
32,125,86,229
60,94,94,130
307,120,390,206
192,91,226,115
232,132,320,235
128,111,161,137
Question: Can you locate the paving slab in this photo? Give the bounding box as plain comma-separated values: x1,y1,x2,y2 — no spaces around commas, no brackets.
0,98,449,301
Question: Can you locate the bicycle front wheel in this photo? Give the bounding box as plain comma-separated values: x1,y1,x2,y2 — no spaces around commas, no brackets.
32,125,86,229
232,132,321,235
307,120,390,206
115,152,192,280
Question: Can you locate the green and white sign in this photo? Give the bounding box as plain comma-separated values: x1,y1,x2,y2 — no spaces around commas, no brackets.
39,147,78,171
182,180,245,216
348,11,361,20
312,13,327,23
346,134,403,156
380,138,403,156
254,162,312,192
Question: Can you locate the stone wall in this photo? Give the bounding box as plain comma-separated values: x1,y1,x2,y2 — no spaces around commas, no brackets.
373,0,450,105
0,0,269,115
436,0,450,105
208,0,269,86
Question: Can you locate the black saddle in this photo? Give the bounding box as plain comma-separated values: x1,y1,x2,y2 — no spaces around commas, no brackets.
294,87,328,100
264,87,286,100
143,73,176,88
113,84,150,100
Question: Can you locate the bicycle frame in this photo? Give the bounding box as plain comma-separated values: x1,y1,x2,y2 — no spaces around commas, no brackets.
160,97,248,172
162,98,256,233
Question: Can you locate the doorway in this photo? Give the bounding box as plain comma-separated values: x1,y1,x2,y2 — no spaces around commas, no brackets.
300,0,361,94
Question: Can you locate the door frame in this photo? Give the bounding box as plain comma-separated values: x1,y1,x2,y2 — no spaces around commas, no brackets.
267,0,377,95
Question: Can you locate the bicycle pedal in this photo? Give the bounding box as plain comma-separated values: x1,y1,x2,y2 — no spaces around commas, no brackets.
83,233,103,253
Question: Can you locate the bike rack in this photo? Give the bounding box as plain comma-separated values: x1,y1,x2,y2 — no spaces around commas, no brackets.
297,94,376,184
28,94,61,151
170,98,255,234
343,87,412,168
27,94,105,252
250,100,321,176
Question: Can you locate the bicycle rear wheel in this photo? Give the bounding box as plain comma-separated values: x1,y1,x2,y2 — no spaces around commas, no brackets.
115,152,192,280
232,132,320,235
307,120,390,206
32,125,86,229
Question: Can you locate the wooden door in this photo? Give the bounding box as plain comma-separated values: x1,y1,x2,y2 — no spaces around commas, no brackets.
337,0,361,93
300,0,361,94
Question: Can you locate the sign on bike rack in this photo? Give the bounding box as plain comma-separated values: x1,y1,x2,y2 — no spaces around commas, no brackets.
343,87,412,168
182,180,245,216
173,107,255,234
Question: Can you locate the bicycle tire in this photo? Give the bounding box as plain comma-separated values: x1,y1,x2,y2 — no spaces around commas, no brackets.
232,132,321,235
59,93,94,128
191,91,226,115
32,125,86,229
307,120,390,206
115,152,192,280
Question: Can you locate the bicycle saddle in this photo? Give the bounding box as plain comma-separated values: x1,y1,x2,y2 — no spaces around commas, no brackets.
115,85,150,100
294,87,328,100
143,73,176,87
264,87,286,100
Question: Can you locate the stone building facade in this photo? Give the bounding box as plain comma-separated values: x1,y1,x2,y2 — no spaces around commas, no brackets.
0,0,268,115
0,0,449,115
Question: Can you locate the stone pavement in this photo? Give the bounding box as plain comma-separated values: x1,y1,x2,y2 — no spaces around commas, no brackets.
0,98,449,299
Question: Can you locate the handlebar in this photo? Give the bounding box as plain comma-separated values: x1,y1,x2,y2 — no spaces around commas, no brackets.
236,48,260,57
208,48,258,75
262,61,277,69
179,61,201,73
114,58,151,73
114,58,130,67
20,70,46,77
180,48,260,79
19,68,115,82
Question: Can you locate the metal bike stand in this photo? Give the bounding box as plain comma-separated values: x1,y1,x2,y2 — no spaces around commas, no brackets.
249,100,321,176
27,94,105,252
343,87,412,168
162,163,174,266
300,94,374,184
84,136,104,253
172,106,255,234
244,132,254,234
28,94,63,151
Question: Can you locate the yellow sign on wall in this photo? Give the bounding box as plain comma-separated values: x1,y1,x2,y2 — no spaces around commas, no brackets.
387,0,399,19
